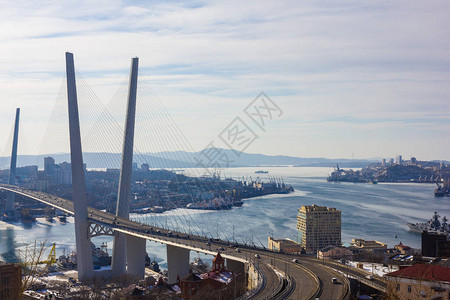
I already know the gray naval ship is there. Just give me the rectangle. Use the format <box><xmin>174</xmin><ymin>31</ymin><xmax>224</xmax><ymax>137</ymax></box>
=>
<box><xmin>407</xmin><ymin>211</ymin><xmax>449</xmax><ymax>234</ymax></box>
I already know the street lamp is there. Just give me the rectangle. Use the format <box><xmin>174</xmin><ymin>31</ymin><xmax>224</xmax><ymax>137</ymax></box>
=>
<box><xmin>269</xmin><ymin>231</ymin><xmax>276</xmax><ymax>267</ymax></box>
<box><xmin>232</xmin><ymin>225</ymin><xmax>235</xmax><ymax>243</ymax></box>
<box><xmin>293</xmin><ymin>233</ymin><xmax>300</xmax><ymax>256</ymax></box>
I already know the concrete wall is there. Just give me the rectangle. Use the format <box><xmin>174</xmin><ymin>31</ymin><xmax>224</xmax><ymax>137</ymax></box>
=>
<box><xmin>246</xmin><ymin>262</ymin><xmax>261</xmax><ymax>291</ymax></box>
<box><xmin>227</xmin><ymin>259</ymin><xmax>246</xmax><ymax>298</ymax></box>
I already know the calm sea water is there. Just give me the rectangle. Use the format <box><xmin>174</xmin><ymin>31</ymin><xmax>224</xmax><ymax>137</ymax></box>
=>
<box><xmin>0</xmin><ymin>166</ymin><xmax>447</xmax><ymax>269</ymax></box>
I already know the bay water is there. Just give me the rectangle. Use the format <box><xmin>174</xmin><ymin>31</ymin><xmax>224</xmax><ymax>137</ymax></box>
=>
<box><xmin>1</xmin><ymin>167</ymin><xmax>447</xmax><ymax>270</ymax></box>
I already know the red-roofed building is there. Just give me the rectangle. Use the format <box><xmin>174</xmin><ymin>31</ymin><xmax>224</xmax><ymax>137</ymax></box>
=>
<box><xmin>385</xmin><ymin>264</ymin><xmax>450</xmax><ymax>299</ymax></box>
<box><xmin>178</xmin><ymin>252</ymin><xmax>237</xmax><ymax>299</ymax></box>
<box><xmin>212</xmin><ymin>252</ymin><xmax>225</xmax><ymax>271</ymax></box>
<box><xmin>394</xmin><ymin>242</ymin><xmax>414</xmax><ymax>255</ymax></box>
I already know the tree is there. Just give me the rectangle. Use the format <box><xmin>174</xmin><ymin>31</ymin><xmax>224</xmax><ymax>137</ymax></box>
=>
<box><xmin>17</xmin><ymin>239</ymin><xmax>49</xmax><ymax>298</ymax></box>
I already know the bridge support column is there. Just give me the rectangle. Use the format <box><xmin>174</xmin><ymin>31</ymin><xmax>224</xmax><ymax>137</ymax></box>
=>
<box><xmin>167</xmin><ymin>245</ymin><xmax>190</xmax><ymax>284</ymax></box>
<box><xmin>65</xmin><ymin>52</ymin><xmax>94</xmax><ymax>282</ymax></box>
<box><xmin>6</xmin><ymin>108</ymin><xmax>20</xmax><ymax>213</ymax></box>
<box><xmin>112</xmin><ymin>57</ymin><xmax>139</xmax><ymax>278</ymax></box>
<box><xmin>111</xmin><ymin>233</ymin><xmax>127</xmax><ymax>277</ymax></box>
<box><xmin>126</xmin><ymin>235</ymin><xmax>146</xmax><ymax>279</ymax></box>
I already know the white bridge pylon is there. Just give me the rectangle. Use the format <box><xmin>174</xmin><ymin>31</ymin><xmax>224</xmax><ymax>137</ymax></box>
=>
<box><xmin>65</xmin><ymin>53</ymin><xmax>145</xmax><ymax>281</ymax></box>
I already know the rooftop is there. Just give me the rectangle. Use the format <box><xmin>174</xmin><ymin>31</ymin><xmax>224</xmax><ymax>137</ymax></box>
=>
<box><xmin>299</xmin><ymin>204</ymin><xmax>339</xmax><ymax>212</ymax></box>
<box><xmin>386</xmin><ymin>264</ymin><xmax>450</xmax><ymax>282</ymax></box>
<box><xmin>350</xmin><ymin>239</ymin><xmax>387</xmax><ymax>248</ymax></box>
<box><xmin>395</xmin><ymin>241</ymin><xmax>411</xmax><ymax>250</ymax></box>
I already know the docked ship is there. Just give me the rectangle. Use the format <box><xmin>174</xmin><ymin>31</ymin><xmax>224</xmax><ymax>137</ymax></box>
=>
<box><xmin>434</xmin><ymin>180</ymin><xmax>450</xmax><ymax>197</ymax></box>
<box><xmin>186</xmin><ymin>198</ymin><xmax>233</xmax><ymax>210</ymax></box>
<box><xmin>44</xmin><ymin>207</ymin><xmax>55</xmax><ymax>222</ymax></box>
<box><xmin>21</xmin><ymin>209</ymin><xmax>36</xmax><ymax>223</ymax></box>
<box><xmin>190</xmin><ymin>257</ymin><xmax>208</xmax><ymax>273</ymax></box>
<box><xmin>149</xmin><ymin>259</ymin><xmax>161</xmax><ymax>273</ymax></box>
<box><xmin>407</xmin><ymin>212</ymin><xmax>449</xmax><ymax>234</ymax></box>
<box><xmin>92</xmin><ymin>242</ymin><xmax>111</xmax><ymax>266</ymax></box>
<box><xmin>61</xmin><ymin>242</ymin><xmax>111</xmax><ymax>268</ymax></box>
<box><xmin>255</xmin><ymin>170</ymin><xmax>269</xmax><ymax>174</ymax></box>
<box><xmin>58</xmin><ymin>214</ymin><xmax>67</xmax><ymax>222</ymax></box>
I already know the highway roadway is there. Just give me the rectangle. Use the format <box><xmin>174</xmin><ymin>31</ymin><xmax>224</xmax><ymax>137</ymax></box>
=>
<box><xmin>1</xmin><ymin>184</ymin><xmax>357</xmax><ymax>299</ymax></box>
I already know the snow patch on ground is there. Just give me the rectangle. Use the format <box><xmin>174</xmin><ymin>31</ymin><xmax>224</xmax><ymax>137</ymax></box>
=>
<box><xmin>347</xmin><ymin>260</ymin><xmax>399</xmax><ymax>277</ymax></box>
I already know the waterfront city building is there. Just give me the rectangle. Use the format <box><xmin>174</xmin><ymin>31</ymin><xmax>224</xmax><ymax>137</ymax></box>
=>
<box><xmin>348</xmin><ymin>239</ymin><xmax>387</xmax><ymax>254</ymax></box>
<box><xmin>44</xmin><ymin>156</ymin><xmax>55</xmax><ymax>173</ymax></box>
<box><xmin>268</xmin><ymin>236</ymin><xmax>302</xmax><ymax>254</ymax></box>
<box><xmin>297</xmin><ymin>205</ymin><xmax>341</xmax><ymax>254</ymax></box>
<box><xmin>422</xmin><ymin>231</ymin><xmax>450</xmax><ymax>257</ymax></box>
<box><xmin>317</xmin><ymin>245</ymin><xmax>353</xmax><ymax>261</ymax></box>
<box><xmin>0</xmin><ymin>262</ymin><xmax>22</xmax><ymax>299</ymax></box>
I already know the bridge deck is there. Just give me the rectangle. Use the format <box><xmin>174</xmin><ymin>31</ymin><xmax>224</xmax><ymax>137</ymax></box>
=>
<box><xmin>1</xmin><ymin>184</ymin><xmax>385</xmax><ymax>298</ymax></box>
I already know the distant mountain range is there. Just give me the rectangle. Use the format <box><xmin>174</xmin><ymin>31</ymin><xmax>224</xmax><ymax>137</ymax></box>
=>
<box><xmin>0</xmin><ymin>149</ymin><xmax>377</xmax><ymax>170</ymax></box>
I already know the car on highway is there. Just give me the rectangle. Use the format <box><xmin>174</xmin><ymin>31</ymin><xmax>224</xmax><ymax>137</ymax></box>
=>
<box><xmin>366</xmin><ymin>275</ymin><xmax>374</xmax><ymax>280</ymax></box>
<box><xmin>235</xmin><ymin>248</ymin><xmax>241</xmax><ymax>253</ymax></box>
<box><xmin>332</xmin><ymin>278</ymin><xmax>338</xmax><ymax>284</ymax></box>
<box><xmin>218</xmin><ymin>247</ymin><xmax>225</xmax><ymax>251</ymax></box>
<box><xmin>292</xmin><ymin>259</ymin><xmax>299</xmax><ymax>263</ymax></box>
<box><xmin>254</xmin><ymin>254</ymin><xmax>260</xmax><ymax>259</ymax></box>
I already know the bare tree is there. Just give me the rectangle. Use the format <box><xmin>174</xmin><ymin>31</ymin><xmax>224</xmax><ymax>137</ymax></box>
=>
<box><xmin>384</xmin><ymin>276</ymin><xmax>401</xmax><ymax>300</ymax></box>
<box><xmin>17</xmin><ymin>239</ymin><xmax>49</xmax><ymax>298</ymax></box>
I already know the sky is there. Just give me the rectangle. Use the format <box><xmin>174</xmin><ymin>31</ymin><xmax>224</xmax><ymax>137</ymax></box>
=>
<box><xmin>1</xmin><ymin>0</ymin><xmax>450</xmax><ymax>160</ymax></box>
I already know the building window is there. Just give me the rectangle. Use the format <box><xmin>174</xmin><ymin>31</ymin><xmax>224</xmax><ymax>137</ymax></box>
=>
<box><xmin>1</xmin><ymin>276</ymin><xmax>9</xmax><ymax>285</ymax></box>
<box><xmin>407</xmin><ymin>285</ymin><xmax>411</xmax><ymax>293</ymax></box>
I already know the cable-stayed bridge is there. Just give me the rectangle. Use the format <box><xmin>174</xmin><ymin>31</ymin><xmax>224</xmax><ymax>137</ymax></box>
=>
<box><xmin>1</xmin><ymin>52</ymin><xmax>385</xmax><ymax>299</ymax></box>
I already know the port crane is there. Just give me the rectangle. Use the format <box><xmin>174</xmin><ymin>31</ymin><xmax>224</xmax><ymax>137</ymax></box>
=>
<box><xmin>18</xmin><ymin>243</ymin><xmax>56</xmax><ymax>267</ymax></box>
